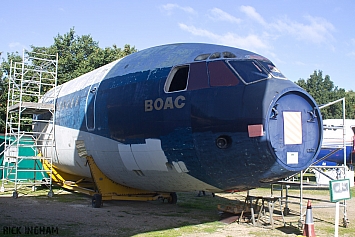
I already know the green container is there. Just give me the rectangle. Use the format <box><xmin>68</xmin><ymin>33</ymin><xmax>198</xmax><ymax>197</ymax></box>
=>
<box><xmin>0</xmin><ymin>135</ymin><xmax>47</xmax><ymax>181</ymax></box>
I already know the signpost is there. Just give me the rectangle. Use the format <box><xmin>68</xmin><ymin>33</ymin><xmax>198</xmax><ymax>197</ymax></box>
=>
<box><xmin>329</xmin><ymin>179</ymin><xmax>351</xmax><ymax>237</ymax></box>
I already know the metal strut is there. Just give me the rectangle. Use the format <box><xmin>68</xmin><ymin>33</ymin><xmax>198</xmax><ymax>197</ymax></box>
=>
<box><xmin>42</xmin><ymin>140</ymin><xmax>176</xmax><ymax>207</ymax></box>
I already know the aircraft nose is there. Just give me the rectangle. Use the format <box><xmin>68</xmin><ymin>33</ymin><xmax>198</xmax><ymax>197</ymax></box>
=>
<box><xmin>266</xmin><ymin>88</ymin><xmax>322</xmax><ymax>171</ymax></box>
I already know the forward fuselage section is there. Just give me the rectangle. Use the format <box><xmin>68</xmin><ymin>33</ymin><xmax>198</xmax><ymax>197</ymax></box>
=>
<box><xmin>38</xmin><ymin>43</ymin><xmax>323</xmax><ymax>192</ymax></box>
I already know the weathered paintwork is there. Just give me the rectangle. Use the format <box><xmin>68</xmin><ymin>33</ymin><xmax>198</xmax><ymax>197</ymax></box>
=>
<box><xmin>38</xmin><ymin>43</ymin><xmax>323</xmax><ymax>192</ymax></box>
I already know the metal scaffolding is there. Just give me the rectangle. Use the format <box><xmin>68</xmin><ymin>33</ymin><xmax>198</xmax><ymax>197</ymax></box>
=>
<box><xmin>1</xmin><ymin>50</ymin><xmax>58</xmax><ymax>197</ymax></box>
<box><xmin>271</xmin><ymin>97</ymin><xmax>350</xmax><ymax>230</ymax></box>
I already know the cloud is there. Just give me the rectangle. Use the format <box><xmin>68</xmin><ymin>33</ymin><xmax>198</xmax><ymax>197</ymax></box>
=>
<box><xmin>167</xmin><ymin>5</ymin><xmax>335</xmax><ymax>54</ymax></box>
<box><xmin>178</xmin><ymin>23</ymin><xmax>268</xmax><ymax>50</ymax></box>
<box><xmin>272</xmin><ymin>15</ymin><xmax>335</xmax><ymax>44</ymax></box>
<box><xmin>295</xmin><ymin>61</ymin><xmax>306</xmax><ymax>66</ymax></box>
<box><xmin>160</xmin><ymin>4</ymin><xmax>196</xmax><ymax>15</ymax></box>
<box><xmin>239</xmin><ymin>6</ymin><xmax>335</xmax><ymax>46</ymax></box>
<box><xmin>9</xmin><ymin>42</ymin><xmax>27</xmax><ymax>50</ymax></box>
<box><xmin>240</xmin><ymin>5</ymin><xmax>266</xmax><ymax>26</ymax></box>
<box><xmin>179</xmin><ymin>23</ymin><xmax>216</xmax><ymax>39</ymax></box>
<box><xmin>208</xmin><ymin>8</ymin><xmax>241</xmax><ymax>24</ymax></box>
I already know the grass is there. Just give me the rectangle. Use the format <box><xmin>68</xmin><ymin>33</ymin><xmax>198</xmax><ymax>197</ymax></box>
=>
<box><xmin>0</xmin><ymin>181</ymin><xmax>89</xmax><ymax>202</ymax></box>
<box><xmin>133</xmin><ymin>221</ymin><xmax>223</xmax><ymax>237</ymax></box>
<box><xmin>1</xmin><ymin>180</ymin><xmax>354</xmax><ymax>236</ymax></box>
<box><xmin>177</xmin><ymin>191</ymin><xmax>243</xmax><ymax>209</ymax></box>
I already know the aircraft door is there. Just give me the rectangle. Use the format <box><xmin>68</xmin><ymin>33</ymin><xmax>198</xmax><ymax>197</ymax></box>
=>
<box><xmin>86</xmin><ymin>82</ymin><xmax>100</xmax><ymax>131</ymax></box>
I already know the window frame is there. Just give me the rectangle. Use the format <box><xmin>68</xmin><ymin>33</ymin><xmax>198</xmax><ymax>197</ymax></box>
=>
<box><xmin>207</xmin><ymin>60</ymin><xmax>240</xmax><ymax>87</ymax></box>
<box><xmin>226</xmin><ymin>59</ymin><xmax>271</xmax><ymax>85</ymax></box>
<box><xmin>164</xmin><ymin>64</ymin><xmax>190</xmax><ymax>93</ymax></box>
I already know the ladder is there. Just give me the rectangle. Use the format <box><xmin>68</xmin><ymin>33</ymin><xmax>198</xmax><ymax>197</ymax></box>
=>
<box><xmin>1</xmin><ymin>50</ymin><xmax>58</xmax><ymax>197</ymax></box>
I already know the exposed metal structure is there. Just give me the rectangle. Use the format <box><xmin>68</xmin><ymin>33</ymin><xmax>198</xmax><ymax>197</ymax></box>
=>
<box><xmin>272</xmin><ymin>98</ymin><xmax>350</xmax><ymax>229</ymax></box>
<box><xmin>0</xmin><ymin>50</ymin><xmax>58</xmax><ymax>197</ymax></box>
<box><xmin>310</xmin><ymin>98</ymin><xmax>348</xmax><ymax>227</ymax></box>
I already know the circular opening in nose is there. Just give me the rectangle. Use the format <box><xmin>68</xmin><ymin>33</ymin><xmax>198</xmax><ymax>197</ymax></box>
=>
<box><xmin>266</xmin><ymin>89</ymin><xmax>322</xmax><ymax>171</ymax></box>
<box><xmin>216</xmin><ymin>135</ymin><xmax>232</xmax><ymax>149</ymax></box>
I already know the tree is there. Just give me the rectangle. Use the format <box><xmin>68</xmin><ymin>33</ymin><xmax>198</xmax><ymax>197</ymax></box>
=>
<box><xmin>31</xmin><ymin>27</ymin><xmax>137</xmax><ymax>85</ymax></box>
<box><xmin>0</xmin><ymin>52</ymin><xmax>23</xmax><ymax>131</ymax></box>
<box><xmin>295</xmin><ymin>70</ymin><xmax>355</xmax><ymax>119</ymax></box>
<box><xmin>0</xmin><ymin>28</ymin><xmax>137</xmax><ymax>132</ymax></box>
<box><xmin>346</xmin><ymin>90</ymin><xmax>355</xmax><ymax>119</ymax></box>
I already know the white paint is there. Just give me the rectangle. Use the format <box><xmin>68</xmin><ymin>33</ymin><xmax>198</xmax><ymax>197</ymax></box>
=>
<box><xmin>283</xmin><ymin>111</ymin><xmax>302</xmax><ymax>145</ymax></box>
<box><xmin>314</xmin><ymin>169</ymin><xmax>354</xmax><ymax>187</ymax></box>
<box><xmin>286</xmin><ymin>152</ymin><xmax>298</xmax><ymax>164</ymax></box>
<box><xmin>335</xmin><ymin>201</ymin><xmax>339</xmax><ymax>237</ymax></box>
<box><xmin>322</xmin><ymin>119</ymin><xmax>355</xmax><ymax>148</ymax></box>
<box><xmin>56</xmin><ymin>59</ymin><xmax>120</xmax><ymax>98</ymax></box>
<box><xmin>177</xmin><ymin>161</ymin><xmax>189</xmax><ymax>172</ymax></box>
<box><xmin>118</xmin><ymin>143</ymin><xmax>140</xmax><ymax>170</ymax></box>
<box><xmin>119</xmin><ymin>139</ymin><xmax>168</xmax><ymax>171</ymax></box>
<box><xmin>172</xmin><ymin>161</ymin><xmax>189</xmax><ymax>173</ymax></box>
<box><xmin>172</xmin><ymin>161</ymin><xmax>182</xmax><ymax>173</ymax></box>
<box><xmin>50</xmin><ymin>125</ymin><xmax>221</xmax><ymax>192</ymax></box>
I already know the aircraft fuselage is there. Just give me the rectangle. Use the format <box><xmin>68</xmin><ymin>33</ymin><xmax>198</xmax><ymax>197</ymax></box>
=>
<box><xmin>38</xmin><ymin>43</ymin><xmax>323</xmax><ymax>192</ymax></box>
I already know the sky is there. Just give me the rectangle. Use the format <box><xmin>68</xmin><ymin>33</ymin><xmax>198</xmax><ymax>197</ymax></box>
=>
<box><xmin>1</xmin><ymin>0</ymin><xmax>354</xmax><ymax>91</ymax></box>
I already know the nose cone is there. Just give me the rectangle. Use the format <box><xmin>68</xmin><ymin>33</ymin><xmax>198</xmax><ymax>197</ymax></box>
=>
<box><xmin>266</xmin><ymin>87</ymin><xmax>322</xmax><ymax>171</ymax></box>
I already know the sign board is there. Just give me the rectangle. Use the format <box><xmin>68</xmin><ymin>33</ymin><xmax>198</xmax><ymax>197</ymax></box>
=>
<box><xmin>329</xmin><ymin>179</ymin><xmax>351</xmax><ymax>202</ymax></box>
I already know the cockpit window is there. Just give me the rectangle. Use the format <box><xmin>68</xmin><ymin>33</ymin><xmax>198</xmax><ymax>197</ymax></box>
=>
<box><xmin>258</xmin><ymin>61</ymin><xmax>286</xmax><ymax>79</ymax></box>
<box><xmin>208</xmin><ymin>61</ymin><xmax>240</xmax><ymax>87</ymax></box>
<box><xmin>165</xmin><ymin>65</ymin><xmax>189</xmax><ymax>92</ymax></box>
<box><xmin>187</xmin><ymin>62</ymin><xmax>209</xmax><ymax>90</ymax></box>
<box><xmin>209</xmin><ymin>52</ymin><xmax>221</xmax><ymax>59</ymax></box>
<box><xmin>222</xmin><ymin>51</ymin><xmax>236</xmax><ymax>58</ymax></box>
<box><xmin>194</xmin><ymin>53</ymin><xmax>211</xmax><ymax>61</ymax></box>
<box><xmin>227</xmin><ymin>60</ymin><xmax>269</xmax><ymax>83</ymax></box>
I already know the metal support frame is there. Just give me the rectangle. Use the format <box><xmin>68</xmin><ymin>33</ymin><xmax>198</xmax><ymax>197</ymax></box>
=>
<box><xmin>319</xmin><ymin>98</ymin><xmax>347</xmax><ymax>165</ymax></box>
<box><xmin>316</xmin><ymin>97</ymin><xmax>348</xmax><ymax>227</ymax></box>
<box><xmin>40</xmin><ymin>140</ymin><xmax>175</xmax><ymax>207</ymax></box>
<box><xmin>1</xmin><ymin>50</ymin><xmax>58</xmax><ymax>197</ymax></box>
<box><xmin>272</xmin><ymin>97</ymin><xmax>349</xmax><ymax>229</ymax></box>
<box><xmin>241</xmin><ymin>195</ymin><xmax>285</xmax><ymax>229</ymax></box>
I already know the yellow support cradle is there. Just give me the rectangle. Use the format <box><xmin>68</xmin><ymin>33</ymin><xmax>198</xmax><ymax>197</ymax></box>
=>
<box><xmin>42</xmin><ymin>153</ymin><xmax>176</xmax><ymax>207</ymax></box>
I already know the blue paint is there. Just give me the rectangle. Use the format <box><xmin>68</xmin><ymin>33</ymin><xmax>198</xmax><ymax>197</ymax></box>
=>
<box><xmin>41</xmin><ymin>43</ymin><xmax>323</xmax><ymax>191</ymax></box>
<box><xmin>315</xmin><ymin>146</ymin><xmax>354</xmax><ymax>165</ymax></box>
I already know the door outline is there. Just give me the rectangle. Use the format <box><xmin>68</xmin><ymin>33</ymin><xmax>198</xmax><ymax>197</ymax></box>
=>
<box><xmin>85</xmin><ymin>82</ymin><xmax>101</xmax><ymax>131</ymax></box>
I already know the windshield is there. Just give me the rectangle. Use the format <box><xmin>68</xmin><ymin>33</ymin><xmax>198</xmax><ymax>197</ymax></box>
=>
<box><xmin>227</xmin><ymin>60</ymin><xmax>286</xmax><ymax>83</ymax></box>
<box><xmin>258</xmin><ymin>61</ymin><xmax>286</xmax><ymax>79</ymax></box>
<box><xmin>227</xmin><ymin>60</ymin><xmax>269</xmax><ymax>83</ymax></box>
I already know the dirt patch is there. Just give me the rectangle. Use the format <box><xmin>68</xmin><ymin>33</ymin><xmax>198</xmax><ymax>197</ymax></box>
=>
<box><xmin>0</xmin><ymin>186</ymin><xmax>354</xmax><ymax>237</ymax></box>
